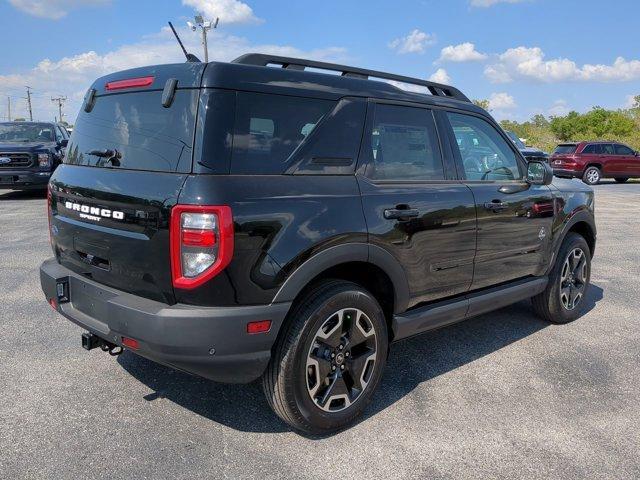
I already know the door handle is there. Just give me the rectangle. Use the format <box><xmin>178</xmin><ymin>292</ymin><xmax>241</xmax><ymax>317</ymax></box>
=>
<box><xmin>384</xmin><ymin>208</ymin><xmax>420</xmax><ymax>220</ymax></box>
<box><xmin>484</xmin><ymin>201</ymin><xmax>508</xmax><ymax>211</ymax></box>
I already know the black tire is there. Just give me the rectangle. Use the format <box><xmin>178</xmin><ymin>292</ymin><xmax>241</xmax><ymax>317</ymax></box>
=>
<box><xmin>582</xmin><ymin>166</ymin><xmax>601</xmax><ymax>185</ymax></box>
<box><xmin>615</xmin><ymin>178</ymin><xmax>629</xmax><ymax>183</ymax></box>
<box><xmin>263</xmin><ymin>279</ymin><xmax>388</xmax><ymax>435</ymax></box>
<box><xmin>532</xmin><ymin>233</ymin><xmax>591</xmax><ymax>324</ymax></box>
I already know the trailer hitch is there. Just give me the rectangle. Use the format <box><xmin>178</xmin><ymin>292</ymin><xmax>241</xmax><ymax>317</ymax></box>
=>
<box><xmin>81</xmin><ymin>332</ymin><xmax>123</xmax><ymax>356</ymax></box>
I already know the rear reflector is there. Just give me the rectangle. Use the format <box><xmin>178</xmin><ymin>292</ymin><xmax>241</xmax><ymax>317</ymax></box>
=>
<box><xmin>121</xmin><ymin>337</ymin><xmax>139</xmax><ymax>350</ymax></box>
<box><xmin>105</xmin><ymin>76</ymin><xmax>154</xmax><ymax>91</ymax></box>
<box><xmin>48</xmin><ymin>298</ymin><xmax>57</xmax><ymax>310</ymax></box>
<box><xmin>247</xmin><ymin>320</ymin><xmax>272</xmax><ymax>334</ymax></box>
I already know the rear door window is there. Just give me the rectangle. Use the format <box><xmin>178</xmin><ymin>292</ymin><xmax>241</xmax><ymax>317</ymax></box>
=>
<box><xmin>65</xmin><ymin>89</ymin><xmax>199</xmax><ymax>172</ymax></box>
<box><xmin>582</xmin><ymin>144</ymin><xmax>601</xmax><ymax>154</ymax></box>
<box><xmin>366</xmin><ymin>104</ymin><xmax>444</xmax><ymax>181</ymax></box>
<box><xmin>601</xmin><ymin>144</ymin><xmax>615</xmax><ymax>155</ymax></box>
<box><xmin>231</xmin><ymin>92</ymin><xmax>335</xmax><ymax>174</ymax></box>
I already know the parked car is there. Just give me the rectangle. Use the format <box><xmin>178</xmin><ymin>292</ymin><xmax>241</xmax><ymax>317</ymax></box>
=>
<box><xmin>0</xmin><ymin>121</ymin><xmax>69</xmax><ymax>191</ymax></box>
<box><xmin>40</xmin><ymin>54</ymin><xmax>596</xmax><ymax>434</ymax></box>
<box><xmin>551</xmin><ymin>141</ymin><xmax>640</xmax><ymax>185</ymax></box>
<box><xmin>506</xmin><ymin>130</ymin><xmax>549</xmax><ymax>162</ymax></box>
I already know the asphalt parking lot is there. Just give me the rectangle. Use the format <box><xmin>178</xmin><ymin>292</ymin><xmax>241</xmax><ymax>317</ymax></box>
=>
<box><xmin>1</xmin><ymin>180</ymin><xmax>639</xmax><ymax>479</ymax></box>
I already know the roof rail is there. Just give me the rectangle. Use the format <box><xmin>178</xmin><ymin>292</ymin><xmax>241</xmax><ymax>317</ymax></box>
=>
<box><xmin>232</xmin><ymin>53</ymin><xmax>471</xmax><ymax>103</ymax></box>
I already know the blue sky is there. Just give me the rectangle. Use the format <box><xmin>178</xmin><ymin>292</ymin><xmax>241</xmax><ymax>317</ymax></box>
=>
<box><xmin>1</xmin><ymin>0</ymin><xmax>639</xmax><ymax>123</ymax></box>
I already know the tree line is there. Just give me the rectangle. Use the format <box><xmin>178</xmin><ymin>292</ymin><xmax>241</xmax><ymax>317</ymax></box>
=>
<box><xmin>474</xmin><ymin>96</ymin><xmax>640</xmax><ymax>153</ymax></box>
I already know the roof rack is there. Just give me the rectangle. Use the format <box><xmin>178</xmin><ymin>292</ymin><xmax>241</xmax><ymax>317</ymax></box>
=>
<box><xmin>232</xmin><ymin>53</ymin><xmax>471</xmax><ymax>103</ymax></box>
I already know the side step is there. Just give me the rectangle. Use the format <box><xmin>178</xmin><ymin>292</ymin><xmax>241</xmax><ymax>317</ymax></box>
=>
<box><xmin>392</xmin><ymin>276</ymin><xmax>548</xmax><ymax>342</ymax></box>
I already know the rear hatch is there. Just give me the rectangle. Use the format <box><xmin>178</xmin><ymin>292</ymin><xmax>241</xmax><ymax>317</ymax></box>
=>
<box><xmin>49</xmin><ymin>64</ymin><xmax>205</xmax><ymax>304</ymax></box>
<box><xmin>552</xmin><ymin>144</ymin><xmax>578</xmax><ymax>163</ymax></box>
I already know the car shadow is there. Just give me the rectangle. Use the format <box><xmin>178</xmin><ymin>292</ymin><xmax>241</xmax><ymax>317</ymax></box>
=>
<box><xmin>0</xmin><ymin>189</ymin><xmax>47</xmax><ymax>200</ymax></box>
<box><xmin>117</xmin><ymin>284</ymin><xmax>604</xmax><ymax>437</ymax></box>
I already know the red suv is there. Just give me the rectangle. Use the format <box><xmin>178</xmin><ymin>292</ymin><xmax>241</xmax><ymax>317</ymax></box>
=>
<box><xmin>551</xmin><ymin>141</ymin><xmax>640</xmax><ymax>185</ymax></box>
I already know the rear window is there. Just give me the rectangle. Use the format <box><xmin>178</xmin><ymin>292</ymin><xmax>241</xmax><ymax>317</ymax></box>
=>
<box><xmin>553</xmin><ymin>144</ymin><xmax>577</xmax><ymax>155</ymax></box>
<box><xmin>65</xmin><ymin>90</ymin><xmax>198</xmax><ymax>172</ymax></box>
<box><xmin>231</xmin><ymin>92</ymin><xmax>335</xmax><ymax>174</ymax></box>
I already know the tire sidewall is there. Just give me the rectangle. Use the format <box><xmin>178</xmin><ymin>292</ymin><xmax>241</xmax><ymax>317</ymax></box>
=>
<box><xmin>547</xmin><ymin>234</ymin><xmax>591</xmax><ymax>323</ymax></box>
<box><xmin>289</xmin><ymin>287</ymin><xmax>388</xmax><ymax>432</ymax></box>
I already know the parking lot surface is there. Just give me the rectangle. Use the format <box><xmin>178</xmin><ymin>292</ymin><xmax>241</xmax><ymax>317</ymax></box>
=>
<box><xmin>1</xmin><ymin>180</ymin><xmax>639</xmax><ymax>479</ymax></box>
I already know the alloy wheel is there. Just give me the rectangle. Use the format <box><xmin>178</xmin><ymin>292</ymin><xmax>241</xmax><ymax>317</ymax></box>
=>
<box><xmin>559</xmin><ymin>248</ymin><xmax>588</xmax><ymax>310</ymax></box>
<box><xmin>305</xmin><ymin>308</ymin><xmax>377</xmax><ymax>413</ymax></box>
<box><xmin>586</xmin><ymin>168</ymin><xmax>600</xmax><ymax>184</ymax></box>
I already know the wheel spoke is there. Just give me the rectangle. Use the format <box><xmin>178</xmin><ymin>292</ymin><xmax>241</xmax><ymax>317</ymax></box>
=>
<box><xmin>318</xmin><ymin>374</ymin><xmax>351</xmax><ymax>409</ymax></box>
<box><xmin>316</xmin><ymin>311</ymin><xmax>343</xmax><ymax>348</ymax></box>
<box><xmin>347</xmin><ymin>350</ymin><xmax>375</xmax><ymax>392</ymax></box>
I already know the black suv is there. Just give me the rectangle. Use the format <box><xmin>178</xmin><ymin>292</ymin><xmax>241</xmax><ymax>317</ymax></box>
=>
<box><xmin>0</xmin><ymin>121</ymin><xmax>68</xmax><ymax>191</ymax></box>
<box><xmin>40</xmin><ymin>54</ymin><xmax>596</xmax><ymax>434</ymax></box>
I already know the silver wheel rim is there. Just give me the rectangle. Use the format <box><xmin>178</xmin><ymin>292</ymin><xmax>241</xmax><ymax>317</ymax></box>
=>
<box><xmin>586</xmin><ymin>169</ymin><xmax>599</xmax><ymax>183</ymax></box>
<box><xmin>305</xmin><ymin>308</ymin><xmax>377</xmax><ymax>413</ymax></box>
<box><xmin>560</xmin><ymin>248</ymin><xmax>588</xmax><ymax>310</ymax></box>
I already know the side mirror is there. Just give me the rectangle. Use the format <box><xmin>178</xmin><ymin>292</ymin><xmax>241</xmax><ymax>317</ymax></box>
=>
<box><xmin>58</xmin><ymin>139</ymin><xmax>69</xmax><ymax>148</ymax></box>
<box><xmin>527</xmin><ymin>160</ymin><xmax>553</xmax><ymax>186</ymax></box>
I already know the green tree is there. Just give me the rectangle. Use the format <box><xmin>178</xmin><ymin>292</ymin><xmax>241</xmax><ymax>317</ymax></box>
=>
<box><xmin>472</xmin><ymin>99</ymin><xmax>491</xmax><ymax>111</ymax></box>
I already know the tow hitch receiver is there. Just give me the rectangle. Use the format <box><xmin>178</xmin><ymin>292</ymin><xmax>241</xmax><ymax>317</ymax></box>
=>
<box><xmin>81</xmin><ymin>332</ymin><xmax>123</xmax><ymax>356</ymax></box>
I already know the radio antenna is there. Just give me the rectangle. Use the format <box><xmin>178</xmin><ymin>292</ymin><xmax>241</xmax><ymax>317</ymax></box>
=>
<box><xmin>168</xmin><ymin>21</ymin><xmax>201</xmax><ymax>63</ymax></box>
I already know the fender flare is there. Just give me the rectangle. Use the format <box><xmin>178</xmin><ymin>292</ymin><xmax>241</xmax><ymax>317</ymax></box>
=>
<box><xmin>272</xmin><ymin>243</ymin><xmax>410</xmax><ymax>314</ymax></box>
<box><xmin>547</xmin><ymin>208</ymin><xmax>596</xmax><ymax>274</ymax></box>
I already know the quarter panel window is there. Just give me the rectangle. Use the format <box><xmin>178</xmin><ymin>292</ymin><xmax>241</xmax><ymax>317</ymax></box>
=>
<box><xmin>447</xmin><ymin>112</ymin><xmax>522</xmax><ymax>181</ymax></box>
<box><xmin>232</xmin><ymin>92</ymin><xmax>335</xmax><ymax>174</ymax></box>
<box><xmin>367</xmin><ymin>104</ymin><xmax>444</xmax><ymax>181</ymax></box>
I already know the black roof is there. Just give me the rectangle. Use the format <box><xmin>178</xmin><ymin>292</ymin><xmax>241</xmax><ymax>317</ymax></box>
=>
<box><xmin>92</xmin><ymin>54</ymin><xmax>483</xmax><ymax>115</ymax></box>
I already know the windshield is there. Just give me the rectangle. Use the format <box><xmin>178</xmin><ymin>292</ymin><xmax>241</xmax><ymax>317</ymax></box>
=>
<box><xmin>553</xmin><ymin>144</ymin><xmax>578</xmax><ymax>154</ymax></box>
<box><xmin>506</xmin><ymin>131</ymin><xmax>526</xmax><ymax>150</ymax></box>
<box><xmin>0</xmin><ymin>123</ymin><xmax>55</xmax><ymax>143</ymax></box>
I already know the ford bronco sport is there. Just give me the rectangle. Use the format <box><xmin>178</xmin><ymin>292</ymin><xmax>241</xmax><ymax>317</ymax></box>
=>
<box><xmin>40</xmin><ymin>54</ymin><xmax>596</xmax><ymax>434</ymax></box>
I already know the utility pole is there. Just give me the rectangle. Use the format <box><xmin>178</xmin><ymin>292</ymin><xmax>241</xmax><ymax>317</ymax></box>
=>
<box><xmin>188</xmin><ymin>15</ymin><xmax>219</xmax><ymax>63</ymax></box>
<box><xmin>51</xmin><ymin>96</ymin><xmax>67</xmax><ymax>123</ymax></box>
<box><xmin>25</xmin><ymin>86</ymin><xmax>33</xmax><ymax>121</ymax></box>
<box><xmin>7</xmin><ymin>97</ymin><xmax>10</xmax><ymax>122</ymax></box>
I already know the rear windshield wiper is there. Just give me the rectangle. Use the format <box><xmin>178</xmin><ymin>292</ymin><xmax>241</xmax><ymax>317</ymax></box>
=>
<box><xmin>85</xmin><ymin>149</ymin><xmax>121</xmax><ymax>167</ymax></box>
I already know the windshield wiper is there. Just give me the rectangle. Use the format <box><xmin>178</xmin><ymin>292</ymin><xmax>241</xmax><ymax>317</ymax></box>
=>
<box><xmin>85</xmin><ymin>148</ymin><xmax>121</xmax><ymax>167</ymax></box>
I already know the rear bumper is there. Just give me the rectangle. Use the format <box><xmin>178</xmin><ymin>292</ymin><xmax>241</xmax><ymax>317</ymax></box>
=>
<box><xmin>552</xmin><ymin>167</ymin><xmax>580</xmax><ymax>178</ymax></box>
<box><xmin>0</xmin><ymin>170</ymin><xmax>51</xmax><ymax>190</ymax></box>
<box><xmin>40</xmin><ymin>258</ymin><xmax>291</xmax><ymax>383</ymax></box>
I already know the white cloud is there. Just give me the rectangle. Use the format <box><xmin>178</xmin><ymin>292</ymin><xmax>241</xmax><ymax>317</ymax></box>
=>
<box><xmin>429</xmin><ymin>68</ymin><xmax>451</xmax><ymax>84</ymax></box>
<box><xmin>548</xmin><ymin>99</ymin><xmax>570</xmax><ymax>117</ymax></box>
<box><xmin>470</xmin><ymin>0</ymin><xmax>529</xmax><ymax>7</ymax></box>
<box><xmin>0</xmin><ymin>27</ymin><xmax>346</xmax><ymax>122</ymax></box>
<box><xmin>182</xmin><ymin>0</ymin><xmax>261</xmax><ymax>25</ymax></box>
<box><xmin>8</xmin><ymin>0</ymin><xmax>110</xmax><ymax>20</ymax></box>
<box><xmin>438</xmin><ymin>43</ymin><xmax>487</xmax><ymax>63</ymax></box>
<box><xmin>389</xmin><ymin>29</ymin><xmax>437</xmax><ymax>54</ymax></box>
<box><xmin>485</xmin><ymin>46</ymin><xmax>640</xmax><ymax>83</ymax></box>
<box><xmin>488</xmin><ymin>92</ymin><xmax>516</xmax><ymax>110</ymax></box>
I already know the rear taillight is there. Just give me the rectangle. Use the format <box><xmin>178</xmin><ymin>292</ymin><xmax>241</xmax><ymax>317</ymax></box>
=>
<box><xmin>170</xmin><ymin>205</ymin><xmax>234</xmax><ymax>289</ymax></box>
